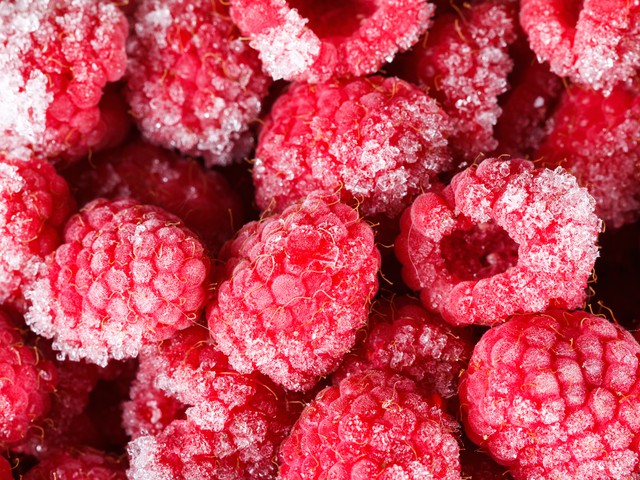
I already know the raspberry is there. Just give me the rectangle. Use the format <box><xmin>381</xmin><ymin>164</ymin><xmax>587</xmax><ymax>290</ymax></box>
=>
<box><xmin>340</xmin><ymin>296</ymin><xmax>472</xmax><ymax>400</ymax></box>
<box><xmin>125</xmin><ymin>326</ymin><xmax>293</xmax><ymax>480</ymax></box>
<box><xmin>126</xmin><ymin>0</ymin><xmax>271</xmax><ymax>166</ymax></box>
<box><xmin>396</xmin><ymin>158</ymin><xmax>602</xmax><ymax>326</ymax></box>
<box><xmin>0</xmin><ymin>457</ymin><xmax>10</xmax><ymax>480</ymax></box>
<box><xmin>460</xmin><ymin>310</ymin><xmax>640</xmax><ymax>479</ymax></box>
<box><xmin>63</xmin><ymin>138</ymin><xmax>244</xmax><ymax>254</ymax></box>
<box><xmin>536</xmin><ymin>82</ymin><xmax>640</xmax><ymax>229</ymax></box>
<box><xmin>0</xmin><ymin>156</ymin><xmax>75</xmax><ymax>310</ymax></box>
<box><xmin>253</xmin><ymin>76</ymin><xmax>452</xmax><ymax>218</ymax></box>
<box><xmin>23</xmin><ymin>447</ymin><xmax>126</xmax><ymax>480</ymax></box>
<box><xmin>0</xmin><ymin>310</ymin><xmax>56</xmax><ymax>449</ymax></box>
<box><xmin>229</xmin><ymin>0</ymin><xmax>434</xmax><ymax>83</ymax></box>
<box><xmin>0</xmin><ymin>0</ymin><xmax>129</xmax><ymax>162</ymax></box>
<box><xmin>279</xmin><ymin>369</ymin><xmax>462</xmax><ymax>479</ymax></box>
<box><xmin>494</xmin><ymin>50</ymin><xmax>563</xmax><ymax>158</ymax></box>
<box><xmin>394</xmin><ymin>0</ymin><xmax>517</xmax><ymax>162</ymax></box>
<box><xmin>24</xmin><ymin>198</ymin><xmax>210</xmax><ymax>366</ymax></box>
<box><xmin>207</xmin><ymin>193</ymin><xmax>380</xmax><ymax>391</ymax></box>
<box><xmin>519</xmin><ymin>0</ymin><xmax>640</xmax><ymax>93</ymax></box>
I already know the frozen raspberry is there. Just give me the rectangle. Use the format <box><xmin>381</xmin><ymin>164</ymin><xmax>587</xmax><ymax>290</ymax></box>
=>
<box><xmin>126</xmin><ymin>326</ymin><xmax>293</xmax><ymax>480</ymax></box>
<box><xmin>396</xmin><ymin>158</ymin><xmax>601</xmax><ymax>326</ymax></box>
<box><xmin>23</xmin><ymin>447</ymin><xmax>126</xmax><ymax>480</ymax></box>
<box><xmin>0</xmin><ymin>310</ymin><xmax>56</xmax><ymax>449</ymax></box>
<box><xmin>337</xmin><ymin>296</ymin><xmax>472</xmax><ymax>400</ymax></box>
<box><xmin>394</xmin><ymin>0</ymin><xmax>517</xmax><ymax>162</ymax></box>
<box><xmin>229</xmin><ymin>0</ymin><xmax>434</xmax><ymax>83</ymax></box>
<box><xmin>460</xmin><ymin>310</ymin><xmax>640</xmax><ymax>479</ymax></box>
<box><xmin>494</xmin><ymin>50</ymin><xmax>563</xmax><ymax>158</ymax></box>
<box><xmin>0</xmin><ymin>156</ymin><xmax>75</xmax><ymax>310</ymax></box>
<box><xmin>24</xmin><ymin>198</ymin><xmax>210</xmax><ymax>366</ymax></box>
<box><xmin>536</xmin><ymin>82</ymin><xmax>640</xmax><ymax>229</ymax></box>
<box><xmin>0</xmin><ymin>457</ymin><xmax>10</xmax><ymax>480</ymax></box>
<box><xmin>0</xmin><ymin>0</ymin><xmax>129</xmax><ymax>162</ymax></box>
<box><xmin>279</xmin><ymin>369</ymin><xmax>462</xmax><ymax>479</ymax></box>
<box><xmin>208</xmin><ymin>193</ymin><xmax>380</xmax><ymax>391</ymax></box>
<box><xmin>63</xmin><ymin>138</ymin><xmax>244</xmax><ymax>254</ymax></box>
<box><xmin>520</xmin><ymin>0</ymin><xmax>640</xmax><ymax>93</ymax></box>
<box><xmin>253</xmin><ymin>76</ymin><xmax>452</xmax><ymax>218</ymax></box>
<box><xmin>126</xmin><ymin>0</ymin><xmax>271</xmax><ymax>166</ymax></box>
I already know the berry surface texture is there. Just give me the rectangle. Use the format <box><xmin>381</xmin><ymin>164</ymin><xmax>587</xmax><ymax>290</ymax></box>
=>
<box><xmin>0</xmin><ymin>0</ymin><xmax>639</xmax><ymax>479</ymax></box>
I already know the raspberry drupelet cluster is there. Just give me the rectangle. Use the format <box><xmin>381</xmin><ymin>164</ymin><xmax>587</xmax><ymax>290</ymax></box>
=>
<box><xmin>0</xmin><ymin>0</ymin><xmax>639</xmax><ymax>478</ymax></box>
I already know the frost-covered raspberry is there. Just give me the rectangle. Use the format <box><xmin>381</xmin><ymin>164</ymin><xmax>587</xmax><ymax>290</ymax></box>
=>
<box><xmin>279</xmin><ymin>369</ymin><xmax>462</xmax><ymax>479</ymax></box>
<box><xmin>229</xmin><ymin>0</ymin><xmax>434</xmax><ymax>83</ymax></box>
<box><xmin>0</xmin><ymin>0</ymin><xmax>129</xmax><ymax>162</ymax></box>
<box><xmin>494</xmin><ymin>51</ymin><xmax>563</xmax><ymax>158</ymax></box>
<box><xmin>0</xmin><ymin>310</ymin><xmax>56</xmax><ymax>449</ymax></box>
<box><xmin>25</xmin><ymin>198</ymin><xmax>210</xmax><ymax>366</ymax></box>
<box><xmin>23</xmin><ymin>447</ymin><xmax>126</xmax><ymax>480</ymax></box>
<box><xmin>207</xmin><ymin>193</ymin><xmax>380</xmax><ymax>391</ymax></box>
<box><xmin>63</xmin><ymin>138</ymin><xmax>244</xmax><ymax>254</ymax></box>
<box><xmin>253</xmin><ymin>76</ymin><xmax>452</xmax><ymax>218</ymax></box>
<box><xmin>0</xmin><ymin>156</ymin><xmax>75</xmax><ymax>310</ymax></box>
<box><xmin>395</xmin><ymin>0</ymin><xmax>517</xmax><ymax>162</ymax></box>
<box><xmin>126</xmin><ymin>0</ymin><xmax>271</xmax><ymax>166</ymax></box>
<box><xmin>520</xmin><ymin>0</ymin><xmax>640</xmax><ymax>93</ymax></box>
<box><xmin>536</xmin><ymin>82</ymin><xmax>640</xmax><ymax>229</ymax></box>
<box><xmin>460</xmin><ymin>310</ymin><xmax>640</xmax><ymax>479</ymax></box>
<box><xmin>126</xmin><ymin>326</ymin><xmax>293</xmax><ymax>480</ymax></box>
<box><xmin>340</xmin><ymin>296</ymin><xmax>472</xmax><ymax>400</ymax></box>
<box><xmin>396</xmin><ymin>158</ymin><xmax>601</xmax><ymax>326</ymax></box>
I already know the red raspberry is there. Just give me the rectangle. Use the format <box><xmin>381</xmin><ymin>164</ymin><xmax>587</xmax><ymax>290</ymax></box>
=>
<box><xmin>0</xmin><ymin>310</ymin><xmax>56</xmax><ymax>449</ymax></box>
<box><xmin>229</xmin><ymin>0</ymin><xmax>434</xmax><ymax>83</ymax></box>
<box><xmin>536</xmin><ymin>82</ymin><xmax>640</xmax><ymax>229</ymax></box>
<box><xmin>253</xmin><ymin>76</ymin><xmax>452</xmax><ymax>218</ymax></box>
<box><xmin>126</xmin><ymin>0</ymin><xmax>271</xmax><ymax>166</ymax></box>
<box><xmin>125</xmin><ymin>326</ymin><xmax>293</xmax><ymax>480</ymax></box>
<box><xmin>494</xmin><ymin>51</ymin><xmax>563</xmax><ymax>158</ymax></box>
<box><xmin>0</xmin><ymin>156</ymin><xmax>75</xmax><ymax>310</ymax></box>
<box><xmin>460</xmin><ymin>310</ymin><xmax>640</xmax><ymax>479</ymax></box>
<box><xmin>396</xmin><ymin>158</ymin><xmax>601</xmax><ymax>326</ymax></box>
<box><xmin>395</xmin><ymin>0</ymin><xmax>517</xmax><ymax>162</ymax></box>
<box><xmin>63</xmin><ymin>138</ymin><xmax>244</xmax><ymax>254</ymax></box>
<box><xmin>0</xmin><ymin>0</ymin><xmax>129</xmax><ymax>162</ymax></box>
<box><xmin>519</xmin><ymin>0</ymin><xmax>640</xmax><ymax>93</ymax></box>
<box><xmin>279</xmin><ymin>369</ymin><xmax>462</xmax><ymax>479</ymax></box>
<box><xmin>24</xmin><ymin>198</ymin><xmax>210</xmax><ymax>366</ymax></box>
<box><xmin>23</xmin><ymin>447</ymin><xmax>126</xmax><ymax>480</ymax></box>
<box><xmin>207</xmin><ymin>193</ymin><xmax>380</xmax><ymax>391</ymax></box>
<box><xmin>0</xmin><ymin>457</ymin><xmax>10</xmax><ymax>480</ymax></box>
<box><xmin>337</xmin><ymin>296</ymin><xmax>472</xmax><ymax>400</ymax></box>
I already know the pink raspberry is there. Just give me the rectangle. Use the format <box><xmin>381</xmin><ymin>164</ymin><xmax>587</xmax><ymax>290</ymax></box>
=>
<box><xmin>520</xmin><ymin>0</ymin><xmax>640</xmax><ymax>93</ymax></box>
<box><xmin>0</xmin><ymin>310</ymin><xmax>56</xmax><ymax>449</ymax></box>
<box><xmin>63</xmin><ymin>138</ymin><xmax>244</xmax><ymax>254</ymax></box>
<box><xmin>23</xmin><ymin>447</ymin><xmax>126</xmax><ymax>480</ymax></box>
<box><xmin>396</xmin><ymin>158</ymin><xmax>601</xmax><ymax>326</ymax></box>
<box><xmin>126</xmin><ymin>0</ymin><xmax>271</xmax><ymax>166</ymax></box>
<box><xmin>229</xmin><ymin>0</ymin><xmax>434</xmax><ymax>83</ymax></box>
<box><xmin>395</xmin><ymin>0</ymin><xmax>517</xmax><ymax>162</ymax></box>
<box><xmin>253</xmin><ymin>76</ymin><xmax>452</xmax><ymax>218</ymax></box>
<box><xmin>460</xmin><ymin>310</ymin><xmax>640</xmax><ymax>479</ymax></box>
<box><xmin>125</xmin><ymin>326</ymin><xmax>293</xmax><ymax>480</ymax></box>
<box><xmin>279</xmin><ymin>369</ymin><xmax>462</xmax><ymax>479</ymax></box>
<box><xmin>0</xmin><ymin>0</ymin><xmax>129</xmax><ymax>162</ymax></box>
<box><xmin>24</xmin><ymin>198</ymin><xmax>210</xmax><ymax>366</ymax></box>
<box><xmin>536</xmin><ymin>82</ymin><xmax>640</xmax><ymax>229</ymax></box>
<box><xmin>339</xmin><ymin>296</ymin><xmax>472</xmax><ymax>400</ymax></box>
<box><xmin>207</xmin><ymin>193</ymin><xmax>380</xmax><ymax>391</ymax></box>
<box><xmin>0</xmin><ymin>156</ymin><xmax>75</xmax><ymax>310</ymax></box>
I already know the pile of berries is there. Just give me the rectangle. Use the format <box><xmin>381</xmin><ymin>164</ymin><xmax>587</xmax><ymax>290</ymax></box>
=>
<box><xmin>0</xmin><ymin>0</ymin><xmax>639</xmax><ymax>478</ymax></box>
